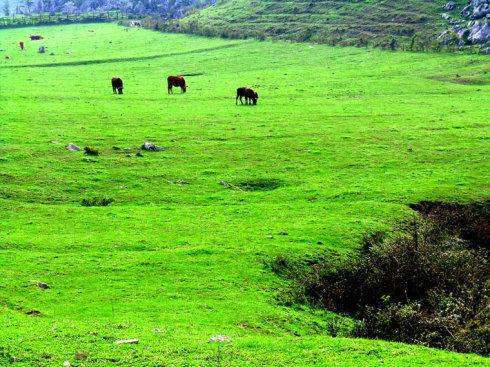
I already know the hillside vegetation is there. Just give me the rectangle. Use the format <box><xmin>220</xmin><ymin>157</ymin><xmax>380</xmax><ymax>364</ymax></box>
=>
<box><xmin>0</xmin><ymin>23</ymin><xmax>489</xmax><ymax>366</ymax></box>
<box><xmin>167</xmin><ymin>0</ymin><xmax>455</xmax><ymax>48</ymax></box>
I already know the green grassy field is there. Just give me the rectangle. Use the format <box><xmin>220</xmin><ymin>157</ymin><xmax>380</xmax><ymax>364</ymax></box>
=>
<box><xmin>0</xmin><ymin>23</ymin><xmax>489</xmax><ymax>366</ymax></box>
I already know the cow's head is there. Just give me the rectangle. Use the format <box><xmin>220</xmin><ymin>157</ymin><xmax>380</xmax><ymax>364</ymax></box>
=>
<box><xmin>117</xmin><ymin>86</ymin><xmax>123</xmax><ymax>94</ymax></box>
<box><xmin>182</xmin><ymin>84</ymin><xmax>187</xmax><ymax>93</ymax></box>
<box><xmin>252</xmin><ymin>92</ymin><xmax>259</xmax><ymax>105</ymax></box>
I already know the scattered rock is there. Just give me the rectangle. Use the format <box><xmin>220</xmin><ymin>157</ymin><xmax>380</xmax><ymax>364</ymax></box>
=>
<box><xmin>468</xmin><ymin>21</ymin><xmax>490</xmax><ymax>44</ymax></box>
<box><xmin>480</xmin><ymin>46</ymin><xmax>490</xmax><ymax>54</ymax></box>
<box><xmin>31</xmin><ymin>281</ymin><xmax>49</xmax><ymax>289</ymax></box>
<box><xmin>63</xmin><ymin>361</ymin><xmax>71</xmax><ymax>367</ymax></box>
<box><xmin>115</xmin><ymin>338</ymin><xmax>139</xmax><ymax>345</ymax></box>
<box><xmin>66</xmin><ymin>143</ymin><xmax>80</xmax><ymax>151</ymax></box>
<box><xmin>443</xmin><ymin>1</ymin><xmax>456</xmax><ymax>11</ymax></box>
<box><xmin>141</xmin><ymin>141</ymin><xmax>165</xmax><ymax>151</ymax></box>
<box><xmin>136</xmin><ymin>150</ymin><xmax>143</xmax><ymax>157</ymax></box>
<box><xmin>209</xmin><ymin>335</ymin><xmax>231</xmax><ymax>343</ymax></box>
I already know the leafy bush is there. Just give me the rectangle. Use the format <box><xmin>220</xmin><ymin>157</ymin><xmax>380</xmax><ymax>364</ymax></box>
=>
<box><xmin>83</xmin><ymin>146</ymin><xmax>100</xmax><ymax>156</ymax></box>
<box><xmin>272</xmin><ymin>201</ymin><xmax>489</xmax><ymax>355</ymax></box>
<box><xmin>81</xmin><ymin>197</ymin><xmax>114</xmax><ymax>207</ymax></box>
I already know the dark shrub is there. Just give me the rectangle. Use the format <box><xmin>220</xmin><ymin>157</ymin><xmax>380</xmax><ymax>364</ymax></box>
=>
<box><xmin>81</xmin><ymin>197</ymin><xmax>114</xmax><ymax>207</ymax></box>
<box><xmin>235</xmin><ymin>178</ymin><xmax>283</xmax><ymax>191</ymax></box>
<box><xmin>83</xmin><ymin>146</ymin><xmax>100</xmax><ymax>156</ymax></box>
<box><xmin>272</xmin><ymin>202</ymin><xmax>489</xmax><ymax>355</ymax></box>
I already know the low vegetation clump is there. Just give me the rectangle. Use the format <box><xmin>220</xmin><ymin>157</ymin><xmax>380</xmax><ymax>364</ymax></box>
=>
<box><xmin>235</xmin><ymin>178</ymin><xmax>283</xmax><ymax>191</ymax></box>
<box><xmin>83</xmin><ymin>146</ymin><xmax>100</xmax><ymax>156</ymax></box>
<box><xmin>81</xmin><ymin>197</ymin><xmax>114</xmax><ymax>207</ymax></box>
<box><xmin>272</xmin><ymin>202</ymin><xmax>489</xmax><ymax>355</ymax></box>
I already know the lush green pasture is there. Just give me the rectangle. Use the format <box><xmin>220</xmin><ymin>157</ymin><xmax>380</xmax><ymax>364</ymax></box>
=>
<box><xmin>0</xmin><ymin>23</ymin><xmax>489</xmax><ymax>366</ymax></box>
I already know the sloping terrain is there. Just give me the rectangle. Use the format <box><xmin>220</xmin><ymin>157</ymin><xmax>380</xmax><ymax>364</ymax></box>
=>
<box><xmin>167</xmin><ymin>0</ymin><xmax>454</xmax><ymax>47</ymax></box>
<box><xmin>0</xmin><ymin>23</ymin><xmax>489</xmax><ymax>366</ymax></box>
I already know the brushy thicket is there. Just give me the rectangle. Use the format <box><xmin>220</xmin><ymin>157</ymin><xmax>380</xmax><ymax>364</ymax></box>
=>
<box><xmin>271</xmin><ymin>201</ymin><xmax>489</xmax><ymax>355</ymax></box>
<box><xmin>81</xmin><ymin>197</ymin><xmax>114</xmax><ymax>206</ymax></box>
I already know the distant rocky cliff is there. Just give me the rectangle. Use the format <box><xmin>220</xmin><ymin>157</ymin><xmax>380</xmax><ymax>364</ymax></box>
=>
<box><xmin>440</xmin><ymin>0</ymin><xmax>489</xmax><ymax>52</ymax></box>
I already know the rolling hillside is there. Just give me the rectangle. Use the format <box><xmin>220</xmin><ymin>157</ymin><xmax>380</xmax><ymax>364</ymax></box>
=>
<box><xmin>167</xmin><ymin>0</ymin><xmax>455</xmax><ymax>47</ymax></box>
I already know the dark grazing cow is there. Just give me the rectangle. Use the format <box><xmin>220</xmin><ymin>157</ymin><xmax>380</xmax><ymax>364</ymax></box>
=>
<box><xmin>236</xmin><ymin>87</ymin><xmax>259</xmax><ymax>105</ymax></box>
<box><xmin>167</xmin><ymin>75</ymin><xmax>187</xmax><ymax>94</ymax></box>
<box><xmin>111</xmin><ymin>77</ymin><xmax>124</xmax><ymax>94</ymax></box>
<box><xmin>29</xmin><ymin>35</ymin><xmax>44</xmax><ymax>41</ymax></box>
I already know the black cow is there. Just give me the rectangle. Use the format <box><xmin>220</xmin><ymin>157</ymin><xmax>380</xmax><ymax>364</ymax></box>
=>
<box><xmin>111</xmin><ymin>77</ymin><xmax>124</xmax><ymax>94</ymax></box>
<box><xmin>236</xmin><ymin>87</ymin><xmax>259</xmax><ymax>105</ymax></box>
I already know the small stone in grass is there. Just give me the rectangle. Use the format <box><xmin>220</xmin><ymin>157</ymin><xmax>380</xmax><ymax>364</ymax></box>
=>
<box><xmin>209</xmin><ymin>335</ymin><xmax>231</xmax><ymax>343</ymax></box>
<box><xmin>35</xmin><ymin>281</ymin><xmax>49</xmax><ymax>289</ymax></box>
<box><xmin>63</xmin><ymin>361</ymin><xmax>71</xmax><ymax>367</ymax></box>
<box><xmin>115</xmin><ymin>338</ymin><xmax>139</xmax><ymax>345</ymax></box>
<box><xmin>66</xmin><ymin>143</ymin><xmax>80</xmax><ymax>151</ymax></box>
<box><xmin>141</xmin><ymin>141</ymin><xmax>165</xmax><ymax>151</ymax></box>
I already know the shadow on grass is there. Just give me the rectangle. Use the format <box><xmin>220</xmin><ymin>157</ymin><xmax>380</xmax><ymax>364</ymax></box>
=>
<box><xmin>0</xmin><ymin>43</ymin><xmax>241</xmax><ymax>69</ymax></box>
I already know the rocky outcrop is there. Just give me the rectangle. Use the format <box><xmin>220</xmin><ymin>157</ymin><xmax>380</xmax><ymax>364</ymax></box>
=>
<box><xmin>443</xmin><ymin>2</ymin><xmax>456</xmax><ymax>11</ymax></box>
<box><xmin>469</xmin><ymin>21</ymin><xmax>490</xmax><ymax>43</ymax></box>
<box><xmin>440</xmin><ymin>0</ymin><xmax>489</xmax><ymax>48</ymax></box>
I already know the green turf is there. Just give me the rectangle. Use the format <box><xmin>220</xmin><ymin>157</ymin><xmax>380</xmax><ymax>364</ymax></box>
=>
<box><xmin>0</xmin><ymin>23</ymin><xmax>489</xmax><ymax>366</ymax></box>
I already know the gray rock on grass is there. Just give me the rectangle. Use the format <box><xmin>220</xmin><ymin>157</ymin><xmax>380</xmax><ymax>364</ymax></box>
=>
<box><xmin>141</xmin><ymin>141</ymin><xmax>165</xmax><ymax>151</ymax></box>
<box><xmin>66</xmin><ymin>143</ymin><xmax>81</xmax><ymax>151</ymax></box>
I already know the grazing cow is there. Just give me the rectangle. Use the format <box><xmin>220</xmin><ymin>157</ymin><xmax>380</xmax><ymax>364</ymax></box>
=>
<box><xmin>19</xmin><ymin>41</ymin><xmax>24</xmax><ymax>50</ymax></box>
<box><xmin>167</xmin><ymin>75</ymin><xmax>187</xmax><ymax>94</ymax></box>
<box><xmin>236</xmin><ymin>87</ymin><xmax>259</xmax><ymax>105</ymax></box>
<box><xmin>111</xmin><ymin>77</ymin><xmax>124</xmax><ymax>94</ymax></box>
<box><xmin>30</xmin><ymin>35</ymin><xmax>44</xmax><ymax>41</ymax></box>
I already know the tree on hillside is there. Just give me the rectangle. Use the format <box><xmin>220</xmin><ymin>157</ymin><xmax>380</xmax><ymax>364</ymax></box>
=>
<box><xmin>3</xmin><ymin>0</ymin><xmax>10</xmax><ymax>16</ymax></box>
<box><xmin>24</xmin><ymin>0</ymin><xmax>34</xmax><ymax>13</ymax></box>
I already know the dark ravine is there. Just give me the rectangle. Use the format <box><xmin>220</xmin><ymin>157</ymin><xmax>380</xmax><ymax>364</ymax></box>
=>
<box><xmin>271</xmin><ymin>200</ymin><xmax>489</xmax><ymax>355</ymax></box>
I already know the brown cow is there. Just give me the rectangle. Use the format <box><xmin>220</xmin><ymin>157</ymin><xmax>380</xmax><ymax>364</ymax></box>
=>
<box><xmin>19</xmin><ymin>41</ymin><xmax>25</xmax><ymax>50</ymax></box>
<box><xmin>111</xmin><ymin>77</ymin><xmax>124</xmax><ymax>94</ymax></box>
<box><xmin>167</xmin><ymin>75</ymin><xmax>187</xmax><ymax>94</ymax></box>
<box><xmin>236</xmin><ymin>87</ymin><xmax>259</xmax><ymax>105</ymax></box>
